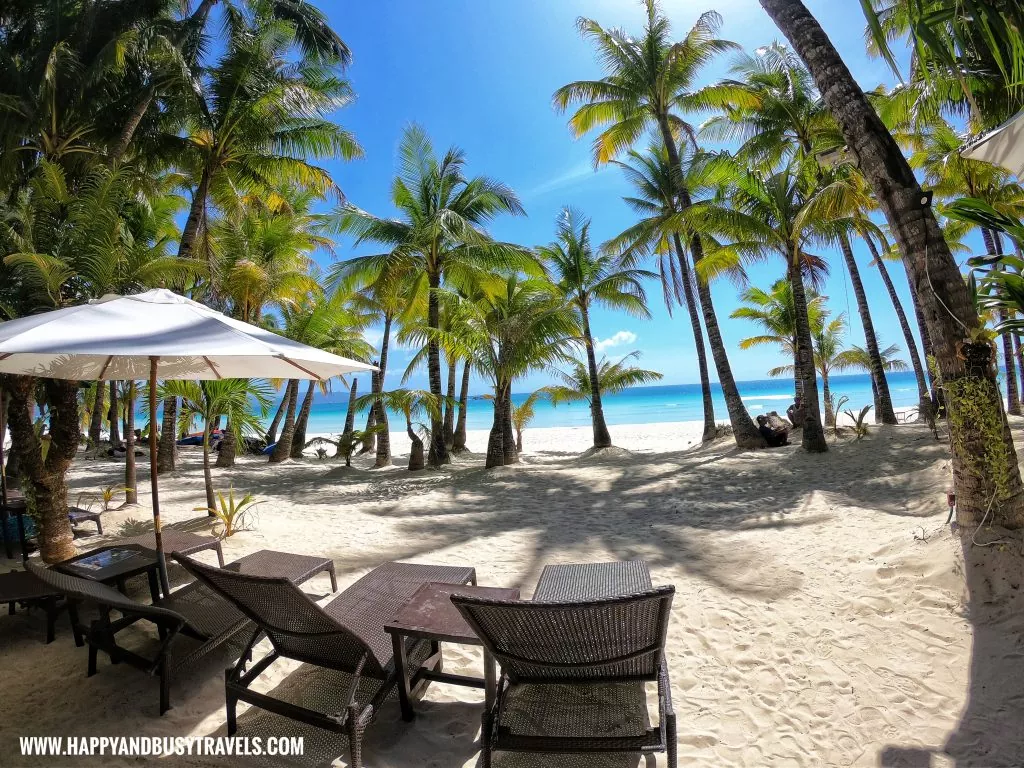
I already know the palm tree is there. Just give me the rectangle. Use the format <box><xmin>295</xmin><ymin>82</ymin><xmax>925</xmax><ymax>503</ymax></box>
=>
<box><xmin>3</xmin><ymin>162</ymin><xmax>195</xmax><ymax>557</ymax></box>
<box><xmin>543</xmin><ymin>351</ymin><xmax>663</xmax><ymax>431</ymax></box>
<box><xmin>701</xmin><ymin>164</ymin><xmax>830</xmax><ymax>451</ymax></box>
<box><xmin>330</xmin><ymin>251</ymin><xmax>423</xmax><ymax>466</ymax></box>
<box><xmin>699</xmin><ymin>41</ymin><xmax>841</xmax><ymax>169</ymax></box>
<box><xmin>357</xmin><ymin>389</ymin><xmax>445</xmax><ymax>471</ymax></box>
<box><xmin>763</xmin><ymin>311</ymin><xmax>849</xmax><ymax>427</ymax></box>
<box><xmin>554</xmin><ymin>3</ymin><xmax>765</xmax><ymax>449</ymax></box>
<box><xmin>607</xmin><ymin>143</ymin><xmax>737</xmax><ymax>442</ymax></box>
<box><xmin>269</xmin><ymin>286</ymin><xmax>373</xmax><ymax>462</ymax></box>
<box><xmin>439</xmin><ymin>276</ymin><xmax>576</xmax><ymax>468</ymax></box>
<box><xmin>511</xmin><ymin>391</ymin><xmax>544</xmax><ymax>453</ymax></box>
<box><xmin>759</xmin><ymin>0</ymin><xmax>1024</xmax><ymax>527</ymax></box>
<box><xmin>336</xmin><ymin>124</ymin><xmax>531</xmax><ymax>467</ymax></box>
<box><xmin>731</xmin><ymin>278</ymin><xmax>827</xmax><ymax>391</ymax></box>
<box><xmin>834</xmin><ymin>342</ymin><xmax>910</xmax><ymax>408</ymax></box>
<box><xmin>804</xmin><ymin>167</ymin><xmax>900</xmax><ymax>424</ymax></box>
<box><xmin>538</xmin><ymin>208</ymin><xmax>653</xmax><ymax>449</ymax></box>
<box><xmin>162</xmin><ymin>378</ymin><xmax>272</xmax><ymax>511</ymax></box>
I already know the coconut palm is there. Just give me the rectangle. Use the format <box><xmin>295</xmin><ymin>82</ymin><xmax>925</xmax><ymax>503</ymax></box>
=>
<box><xmin>700</xmin><ymin>163</ymin><xmax>831</xmax><ymax>451</ymax></box>
<box><xmin>759</xmin><ymin>0</ymin><xmax>1024</xmax><ymax>527</ymax></box>
<box><xmin>543</xmin><ymin>352</ymin><xmax>663</xmax><ymax>431</ymax></box>
<box><xmin>172</xmin><ymin>10</ymin><xmax>361</xmax><ymax>270</ymax></box>
<box><xmin>607</xmin><ymin>143</ymin><xmax>738</xmax><ymax>442</ymax></box>
<box><xmin>764</xmin><ymin>311</ymin><xmax>848</xmax><ymax>427</ymax></box>
<box><xmin>268</xmin><ymin>286</ymin><xmax>373</xmax><ymax>462</ymax></box>
<box><xmin>538</xmin><ymin>208</ymin><xmax>654</xmax><ymax>449</ymax></box>
<box><xmin>357</xmin><ymin>389</ymin><xmax>445</xmax><ymax>471</ymax></box>
<box><xmin>336</xmin><ymin>124</ymin><xmax>531</xmax><ymax>467</ymax></box>
<box><xmin>699</xmin><ymin>42</ymin><xmax>842</xmax><ymax>169</ymax></box>
<box><xmin>161</xmin><ymin>379</ymin><xmax>272</xmax><ymax>512</ymax></box>
<box><xmin>433</xmin><ymin>276</ymin><xmax>576</xmax><ymax>468</ymax></box>
<box><xmin>732</xmin><ymin>279</ymin><xmax>826</xmax><ymax>375</ymax></box>
<box><xmin>554</xmin><ymin>2</ymin><xmax>765</xmax><ymax>449</ymax></box>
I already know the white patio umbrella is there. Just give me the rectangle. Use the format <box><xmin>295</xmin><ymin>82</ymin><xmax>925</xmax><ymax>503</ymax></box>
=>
<box><xmin>961</xmin><ymin>109</ymin><xmax>1024</xmax><ymax>177</ymax></box>
<box><xmin>0</xmin><ymin>289</ymin><xmax>375</xmax><ymax>587</ymax></box>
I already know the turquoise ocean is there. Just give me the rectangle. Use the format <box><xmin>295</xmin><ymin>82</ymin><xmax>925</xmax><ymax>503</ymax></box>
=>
<box><xmin>299</xmin><ymin>371</ymin><xmax>930</xmax><ymax>436</ymax></box>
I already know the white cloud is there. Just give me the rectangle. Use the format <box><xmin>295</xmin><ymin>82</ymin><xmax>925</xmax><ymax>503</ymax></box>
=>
<box><xmin>522</xmin><ymin>161</ymin><xmax>613</xmax><ymax>199</ymax></box>
<box><xmin>595</xmin><ymin>330</ymin><xmax>638</xmax><ymax>353</ymax></box>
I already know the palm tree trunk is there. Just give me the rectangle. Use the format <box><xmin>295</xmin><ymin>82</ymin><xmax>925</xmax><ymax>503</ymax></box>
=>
<box><xmin>443</xmin><ymin>357</ymin><xmax>457</xmax><ymax>448</ymax></box>
<box><xmin>989</xmin><ymin>231</ymin><xmax>1022</xmax><ymax>415</ymax></box>
<box><xmin>485</xmin><ymin>382</ymin><xmax>507</xmax><ymax>469</ymax></box>
<box><xmin>290</xmin><ymin>381</ymin><xmax>316</xmax><ymax>459</ymax></box>
<box><xmin>373</xmin><ymin>313</ymin><xmax>393</xmax><ymax>466</ymax></box>
<box><xmin>360</xmin><ymin>371</ymin><xmax>378</xmax><ymax>455</ymax></box>
<box><xmin>270</xmin><ymin>380</ymin><xmax>299</xmax><ymax>463</ymax></box>
<box><xmin>157</xmin><ymin>396</ymin><xmax>177</xmax><ymax>473</ymax></box>
<box><xmin>108</xmin><ymin>381</ymin><xmax>121</xmax><ymax>448</ymax></box>
<box><xmin>839</xmin><ymin>233</ymin><xmax>897</xmax><ymax>424</ymax></box>
<box><xmin>502</xmin><ymin>388</ymin><xmax>518</xmax><ymax>464</ymax></box>
<box><xmin>124</xmin><ymin>381</ymin><xmax>137</xmax><ymax>504</ymax></box>
<box><xmin>178</xmin><ymin>166</ymin><xmax>211</xmax><ymax>261</ymax></box>
<box><xmin>657</xmin><ymin>119</ymin><xmax>762</xmax><ymax>448</ymax></box>
<box><xmin>202</xmin><ymin>421</ymin><xmax>215</xmax><ymax>513</ymax></box>
<box><xmin>5</xmin><ymin>376</ymin><xmax>78</xmax><ymax>563</ymax></box>
<box><xmin>88</xmin><ymin>383</ymin><xmax>105</xmax><ymax>448</ymax></box>
<box><xmin>265</xmin><ymin>393</ymin><xmax>286</xmax><ymax>444</ymax></box>
<box><xmin>342</xmin><ymin>378</ymin><xmax>358</xmax><ymax>437</ymax></box>
<box><xmin>1015</xmin><ymin>333</ymin><xmax>1024</xmax><ymax>415</ymax></box>
<box><xmin>788</xmin><ymin>256</ymin><xmax>828</xmax><ymax>452</ymax></box>
<box><xmin>822</xmin><ymin>370</ymin><xmax>834</xmax><ymax>427</ymax></box>
<box><xmin>108</xmin><ymin>85</ymin><xmax>154</xmax><ymax>164</ymax></box>
<box><xmin>452</xmin><ymin>360</ymin><xmax>472</xmax><ymax>452</ymax></box>
<box><xmin>216</xmin><ymin>422</ymin><xmax>236</xmax><ymax>468</ymax></box>
<box><xmin>426</xmin><ymin>269</ymin><xmax>450</xmax><ymax>467</ymax></box>
<box><xmin>672</xmin><ymin>233</ymin><xmax>717</xmax><ymax>442</ymax></box>
<box><xmin>867</xmin><ymin>236</ymin><xmax>932</xmax><ymax>416</ymax></box>
<box><xmin>580</xmin><ymin>306</ymin><xmax>613</xmax><ymax>448</ymax></box>
<box><xmin>407</xmin><ymin>413</ymin><xmax>425</xmax><ymax>471</ymax></box>
<box><xmin>761</xmin><ymin>0</ymin><xmax>1024</xmax><ymax>526</ymax></box>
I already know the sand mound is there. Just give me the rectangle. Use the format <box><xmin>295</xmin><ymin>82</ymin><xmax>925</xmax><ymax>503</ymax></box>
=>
<box><xmin>577</xmin><ymin>445</ymin><xmax>634</xmax><ymax>461</ymax></box>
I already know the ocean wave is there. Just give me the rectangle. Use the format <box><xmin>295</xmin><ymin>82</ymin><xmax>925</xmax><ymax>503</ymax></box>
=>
<box><xmin>742</xmin><ymin>394</ymin><xmax>791</xmax><ymax>401</ymax></box>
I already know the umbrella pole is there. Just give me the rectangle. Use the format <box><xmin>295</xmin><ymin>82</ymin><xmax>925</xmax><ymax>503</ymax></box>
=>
<box><xmin>149</xmin><ymin>357</ymin><xmax>168</xmax><ymax>595</ymax></box>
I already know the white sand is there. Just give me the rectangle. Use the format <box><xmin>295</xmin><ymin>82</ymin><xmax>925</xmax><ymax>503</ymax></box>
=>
<box><xmin>2</xmin><ymin>417</ymin><xmax>1021</xmax><ymax>767</ymax></box>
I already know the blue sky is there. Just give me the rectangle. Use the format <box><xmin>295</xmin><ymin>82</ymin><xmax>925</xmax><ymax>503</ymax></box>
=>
<box><xmin>307</xmin><ymin>0</ymin><xmax>959</xmax><ymax>395</ymax></box>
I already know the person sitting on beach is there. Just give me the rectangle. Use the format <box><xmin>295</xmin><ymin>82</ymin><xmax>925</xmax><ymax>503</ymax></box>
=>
<box><xmin>787</xmin><ymin>396</ymin><xmax>805</xmax><ymax>427</ymax></box>
<box><xmin>757</xmin><ymin>415</ymin><xmax>789</xmax><ymax>447</ymax></box>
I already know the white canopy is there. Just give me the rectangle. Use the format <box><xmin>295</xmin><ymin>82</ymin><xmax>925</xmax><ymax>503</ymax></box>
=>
<box><xmin>0</xmin><ymin>289</ymin><xmax>375</xmax><ymax>380</ymax></box>
<box><xmin>961</xmin><ymin>109</ymin><xmax>1024</xmax><ymax>177</ymax></box>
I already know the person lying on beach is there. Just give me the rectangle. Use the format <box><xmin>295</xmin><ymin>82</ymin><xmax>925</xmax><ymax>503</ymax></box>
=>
<box><xmin>757</xmin><ymin>415</ymin><xmax>790</xmax><ymax>447</ymax></box>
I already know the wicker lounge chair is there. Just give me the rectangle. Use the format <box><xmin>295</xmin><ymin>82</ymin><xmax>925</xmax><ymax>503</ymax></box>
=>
<box><xmin>451</xmin><ymin>586</ymin><xmax>677</xmax><ymax>768</ymax></box>
<box><xmin>26</xmin><ymin>560</ymin><xmax>251</xmax><ymax>714</ymax></box>
<box><xmin>68</xmin><ymin>507</ymin><xmax>104</xmax><ymax>535</ymax></box>
<box><xmin>0</xmin><ymin>569</ymin><xmax>65</xmax><ymax>643</ymax></box>
<box><xmin>173</xmin><ymin>554</ymin><xmax>475</xmax><ymax>768</ymax></box>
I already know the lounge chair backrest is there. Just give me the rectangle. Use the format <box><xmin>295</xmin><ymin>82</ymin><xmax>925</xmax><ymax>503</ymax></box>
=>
<box><xmin>451</xmin><ymin>586</ymin><xmax>675</xmax><ymax>683</ymax></box>
<box><xmin>173</xmin><ymin>552</ymin><xmax>384</xmax><ymax>677</ymax></box>
<box><xmin>26</xmin><ymin>561</ymin><xmax>186</xmax><ymax>625</ymax></box>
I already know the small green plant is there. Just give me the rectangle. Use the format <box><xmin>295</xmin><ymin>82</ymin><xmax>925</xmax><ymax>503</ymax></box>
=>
<box><xmin>194</xmin><ymin>487</ymin><xmax>258</xmax><ymax>539</ymax></box>
<box><xmin>832</xmin><ymin>396</ymin><xmax>850</xmax><ymax>438</ymax></box>
<box><xmin>98</xmin><ymin>484</ymin><xmax>130</xmax><ymax>510</ymax></box>
<box><xmin>843</xmin><ymin>405</ymin><xmax>873</xmax><ymax>440</ymax></box>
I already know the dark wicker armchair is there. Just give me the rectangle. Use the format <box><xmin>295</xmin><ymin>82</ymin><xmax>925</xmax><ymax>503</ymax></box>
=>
<box><xmin>174</xmin><ymin>554</ymin><xmax>474</xmax><ymax>768</ymax></box>
<box><xmin>452</xmin><ymin>586</ymin><xmax>677</xmax><ymax>768</ymax></box>
<box><xmin>26</xmin><ymin>560</ymin><xmax>250</xmax><ymax>714</ymax></box>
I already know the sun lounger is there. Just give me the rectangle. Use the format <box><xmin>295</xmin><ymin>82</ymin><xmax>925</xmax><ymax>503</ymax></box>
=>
<box><xmin>0</xmin><ymin>569</ymin><xmax>65</xmax><ymax>643</ymax></box>
<box><xmin>68</xmin><ymin>507</ymin><xmax>104</xmax><ymax>535</ymax></box>
<box><xmin>173</xmin><ymin>555</ymin><xmax>475</xmax><ymax>768</ymax></box>
<box><xmin>451</xmin><ymin>585</ymin><xmax>677</xmax><ymax>768</ymax></box>
<box><xmin>26</xmin><ymin>560</ymin><xmax>251</xmax><ymax>714</ymax></box>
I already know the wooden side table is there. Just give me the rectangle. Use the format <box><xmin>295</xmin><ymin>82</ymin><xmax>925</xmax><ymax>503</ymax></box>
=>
<box><xmin>385</xmin><ymin>581</ymin><xmax>520</xmax><ymax>721</ymax></box>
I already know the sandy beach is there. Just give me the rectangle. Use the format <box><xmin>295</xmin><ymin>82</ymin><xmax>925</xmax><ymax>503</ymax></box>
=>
<box><xmin>2</xmin><ymin>418</ymin><xmax>1022</xmax><ymax>767</ymax></box>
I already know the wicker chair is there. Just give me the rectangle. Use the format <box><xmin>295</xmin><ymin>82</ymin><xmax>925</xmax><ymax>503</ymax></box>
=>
<box><xmin>26</xmin><ymin>560</ymin><xmax>251</xmax><ymax>714</ymax></box>
<box><xmin>451</xmin><ymin>586</ymin><xmax>677</xmax><ymax>768</ymax></box>
<box><xmin>173</xmin><ymin>553</ymin><xmax>475</xmax><ymax>768</ymax></box>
